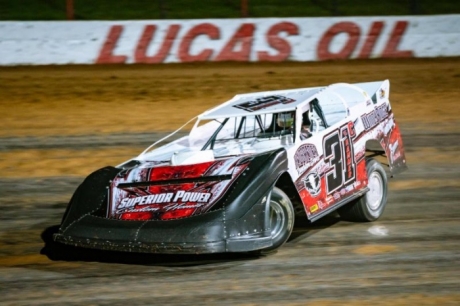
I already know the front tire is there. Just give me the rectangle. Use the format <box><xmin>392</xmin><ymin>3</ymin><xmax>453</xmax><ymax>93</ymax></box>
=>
<box><xmin>263</xmin><ymin>187</ymin><xmax>295</xmax><ymax>252</ymax></box>
<box><xmin>338</xmin><ymin>158</ymin><xmax>388</xmax><ymax>222</ymax></box>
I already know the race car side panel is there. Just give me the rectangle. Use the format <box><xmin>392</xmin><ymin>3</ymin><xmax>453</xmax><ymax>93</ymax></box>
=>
<box><xmin>217</xmin><ymin>148</ymin><xmax>287</xmax><ymax>219</ymax></box>
<box><xmin>134</xmin><ymin>148</ymin><xmax>289</xmax><ymax>252</ymax></box>
<box><xmin>54</xmin><ymin>149</ymin><xmax>290</xmax><ymax>253</ymax></box>
<box><xmin>357</xmin><ymin>80</ymin><xmax>407</xmax><ymax>175</ymax></box>
<box><xmin>291</xmin><ymin>99</ymin><xmax>407</xmax><ymax>220</ymax></box>
<box><xmin>292</xmin><ymin>122</ymin><xmax>369</xmax><ymax>220</ymax></box>
<box><xmin>219</xmin><ymin>148</ymin><xmax>288</xmax><ymax>251</ymax></box>
<box><xmin>379</xmin><ymin>118</ymin><xmax>407</xmax><ymax>175</ymax></box>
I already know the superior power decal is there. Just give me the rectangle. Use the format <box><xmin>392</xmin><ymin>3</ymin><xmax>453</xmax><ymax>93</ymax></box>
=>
<box><xmin>116</xmin><ymin>191</ymin><xmax>212</xmax><ymax>212</ymax></box>
<box><xmin>108</xmin><ymin>157</ymin><xmax>250</xmax><ymax>220</ymax></box>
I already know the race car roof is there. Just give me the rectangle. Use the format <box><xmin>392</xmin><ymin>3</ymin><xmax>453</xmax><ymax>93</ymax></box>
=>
<box><xmin>198</xmin><ymin>81</ymin><xmax>387</xmax><ymax>120</ymax></box>
<box><xmin>198</xmin><ymin>86</ymin><xmax>323</xmax><ymax>119</ymax></box>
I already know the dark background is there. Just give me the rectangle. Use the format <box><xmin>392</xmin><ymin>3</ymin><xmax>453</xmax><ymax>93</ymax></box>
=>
<box><xmin>1</xmin><ymin>0</ymin><xmax>459</xmax><ymax>20</ymax></box>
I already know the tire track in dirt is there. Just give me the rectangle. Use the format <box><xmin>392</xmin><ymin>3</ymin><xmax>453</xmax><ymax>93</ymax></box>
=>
<box><xmin>0</xmin><ymin>59</ymin><xmax>459</xmax><ymax>305</ymax></box>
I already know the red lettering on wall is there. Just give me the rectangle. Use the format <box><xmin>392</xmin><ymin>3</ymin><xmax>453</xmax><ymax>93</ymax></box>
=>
<box><xmin>257</xmin><ymin>22</ymin><xmax>299</xmax><ymax>62</ymax></box>
<box><xmin>358</xmin><ymin>21</ymin><xmax>384</xmax><ymax>59</ymax></box>
<box><xmin>96</xmin><ymin>25</ymin><xmax>127</xmax><ymax>64</ymax></box>
<box><xmin>135</xmin><ymin>24</ymin><xmax>181</xmax><ymax>63</ymax></box>
<box><xmin>178</xmin><ymin>23</ymin><xmax>219</xmax><ymax>62</ymax></box>
<box><xmin>317</xmin><ymin>22</ymin><xmax>360</xmax><ymax>60</ymax></box>
<box><xmin>214</xmin><ymin>23</ymin><xmax>255</xmax><ymax>61</ymax></box>
<box><xmin>382</xmin><ymin>21</ymin><xmax>413</xmax><ymax>58</ymax></box>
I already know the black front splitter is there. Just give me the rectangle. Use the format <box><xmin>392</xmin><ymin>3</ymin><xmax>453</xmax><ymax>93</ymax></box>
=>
<box><xmin>53</xmin><ymin>213</ymin><xmax>272</xmax><ymax>254</ymax></box>
<box><xmin>53</xmin><ymin>232</ymin><xmax>228</xmax><ymax>254</ymax></box>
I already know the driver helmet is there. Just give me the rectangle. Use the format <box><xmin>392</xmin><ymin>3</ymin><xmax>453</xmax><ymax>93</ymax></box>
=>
<box><xmin>277</xmin><ymin>112</ymin><xmax>294</xmax><ymax>128</ymax></box>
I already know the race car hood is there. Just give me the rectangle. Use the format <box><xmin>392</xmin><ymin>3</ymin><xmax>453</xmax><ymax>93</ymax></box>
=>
<box><xmin>108</xmin><ymin>156</ymin><xmax>251</xmax><ymax>221</ymax></box>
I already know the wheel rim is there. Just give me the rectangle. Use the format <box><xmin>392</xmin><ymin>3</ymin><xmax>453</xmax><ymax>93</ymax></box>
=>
<box><xmin>367</xmin><ymin>171</ymin><xmax>383</xmax><ymax>211</ymax></box>
<box><xmin>269</xmin><ymin>200</ymin><xmax>285</xmax><ymax>238</ymax></box>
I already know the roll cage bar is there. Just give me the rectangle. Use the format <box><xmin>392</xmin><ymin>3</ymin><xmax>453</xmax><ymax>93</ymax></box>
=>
<box><xmin>310</xmin><ymin>98</ymin><xmax>329</xmax><ymax>128</ymax></box>
<box><xmin>201</xmin><ymin>98</ymin><xmax>328</xmax><ymax>151</ymax></box>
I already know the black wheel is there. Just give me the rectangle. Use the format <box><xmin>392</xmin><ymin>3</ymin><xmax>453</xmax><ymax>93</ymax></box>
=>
<box><xmin>263</xmin><ymin>187</ymin><xmax>295</xmax><ymax>252</ymax></box>
<box><xmin>338</xmin><ymin>158</ymin><xmax>388</xmax><ymax>222</ymax></box>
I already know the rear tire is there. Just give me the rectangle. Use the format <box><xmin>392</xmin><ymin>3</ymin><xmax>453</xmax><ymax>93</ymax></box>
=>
<box><xmin>338</xmin><ymin>159</ymin><xmax>388</xmax><ymax>222</ymax></box>
<box><xmin>263</xmin><ymin>187</ymin><xmax>295</xmax><ymax>252</ymax></box>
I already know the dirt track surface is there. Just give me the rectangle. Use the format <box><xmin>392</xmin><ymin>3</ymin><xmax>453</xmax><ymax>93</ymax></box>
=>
<box><xmin>0</xmin><ymin>58</ymin><xmax>459</xmax><ymax>305</ymax></box>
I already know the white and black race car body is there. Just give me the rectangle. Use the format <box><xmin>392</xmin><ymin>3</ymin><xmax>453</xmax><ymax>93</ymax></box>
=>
<box><xmin>54</xmin><ymin>80</ymin><xmax>407</xmax><ymax>254</ymax></box>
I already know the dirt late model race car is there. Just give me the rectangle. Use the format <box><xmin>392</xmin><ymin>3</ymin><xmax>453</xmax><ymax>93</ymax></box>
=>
<box><xmin>54</xmin><ymin>80</ymin><xmax>407</xmax><ymax>254</ymax></box>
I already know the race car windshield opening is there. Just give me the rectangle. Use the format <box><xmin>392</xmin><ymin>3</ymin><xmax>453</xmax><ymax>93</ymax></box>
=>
<box><xmin>195</xmin><ymin>114</ymin><xmax>275</xmax><ymax>150</ymax></box>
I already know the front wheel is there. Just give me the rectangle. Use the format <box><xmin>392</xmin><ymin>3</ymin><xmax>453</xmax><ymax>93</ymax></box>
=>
<box><xmin>338</xmin><ymin>158</ymin><xmax>388</xmax><ymax>222</ymax></box>
<box><xmin>263</xmin><ymin>187</ymin><xmax>295</xmax><ymax>252</ymax></box>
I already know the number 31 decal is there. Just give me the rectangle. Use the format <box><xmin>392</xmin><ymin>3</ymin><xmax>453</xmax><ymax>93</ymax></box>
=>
<box><xmin>323</xmin><ymin>125</ymin><xmax>356</xmax><ymax>194</ymax></box>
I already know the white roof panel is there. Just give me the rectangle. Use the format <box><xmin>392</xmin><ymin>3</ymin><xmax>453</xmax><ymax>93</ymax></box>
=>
<box><xmin>199</xmin><ymin>87</ymin><xmax>323</xmax><ymax>119</ymax></box>
<box><xmin>198</xmin><ymin>81</ymin><xmax>386</xmax><ymax>120</ymax></box>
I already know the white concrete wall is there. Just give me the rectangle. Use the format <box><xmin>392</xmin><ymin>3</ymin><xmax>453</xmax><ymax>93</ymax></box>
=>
<box><xmin>0</xmin><ymin>15</ymin><xmax>459</xmax><ymax>65</ymax></box>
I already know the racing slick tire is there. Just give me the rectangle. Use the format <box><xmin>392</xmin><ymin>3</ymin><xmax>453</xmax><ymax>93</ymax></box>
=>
<box><xmin>263</xmin><ymin>187</ymin><xmax>295</xmax><ymax>252</ymax></box>
<box><xmin>338</xmin><ymin>158</ymin><xmax>388</xmax><ymax>222</ymax></box>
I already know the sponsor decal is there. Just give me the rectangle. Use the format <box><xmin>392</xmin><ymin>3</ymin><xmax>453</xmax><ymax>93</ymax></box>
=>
<box><xmin>116</xmin><ymin>191</ymin><xmax>212</xmax><ymax>211</ymax></box>
<box><xmin>360</xmin><ymin>103</ymin><xmax>390</xmax><ymax>130</ymax></box>
<box><xmin>333</xmin><ymin>192</ymin><xmax>340</xmax><ymax>200</ymax></box>
<box><xmin>234</xmin><ymin>95</ymin><xmax>295</xmax><ymax>112</ymax></box>
<box><xmin>389</xmin><ymin>139</ymin><xmax>401</xmax><ymax>162</ymax></box>
<box><xmin>341</xmin><ymin>126</ymin><xmax>355</xmax><ymax>182</ymax></box>
<box><xmin>303</xmin><ymin>172</ymin><xmax>321</xmax><ymax>197</ymax></box>
<box><xmin>310</xmin><ymin>203</ymin><xmax>319</xmax><ymax>213</ymax></box>
<box><xmin>96</xmin><ymin>20</ymin><xmax>414</xmax><ymax>64</ymax></box>
<box><xmin>348</xmin><ymin>120</ymin><xmax>357</xmax><ymax>138</ymax></box>
<box><xmin>109</xmin><ymin>156</ymin><xmax>250</xmax><ymax>220</ymax></box>
<box><xmin>164</xmin><ymin>202</ymin><xmax>206</xmax><ymax>211</ymax></box>
<box><xmin>383</xmin><ymin>117</ymin><xmax>394</xmax><ymax>136</ymax></box>
<box><xmin>294</xmin><ymin>144</ymin><xmax>319</xmax><ymax>174</ymax></box>
<box><xmin>317</xmin><ymin>20</ymin><xmax>413</xmax><ymax>61</ymax></box>
<box><xmin>317</xmin><ymin>200</ymin><xmax>326</xmax><ymax>210</ymax></box>
<box><xmin>124</xmin><ymin>206</ymin><xmax>160</xmax><ymax>213</ymax></box>
<box><xmin>4</xmin><ymin>17</ymin><xmax>432</xmax><ymax>66</ymax></box>
<box><xmin>389</xmin><ymin>140</ymin><xmax>399</xmax><ymax>155</ymax></box>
